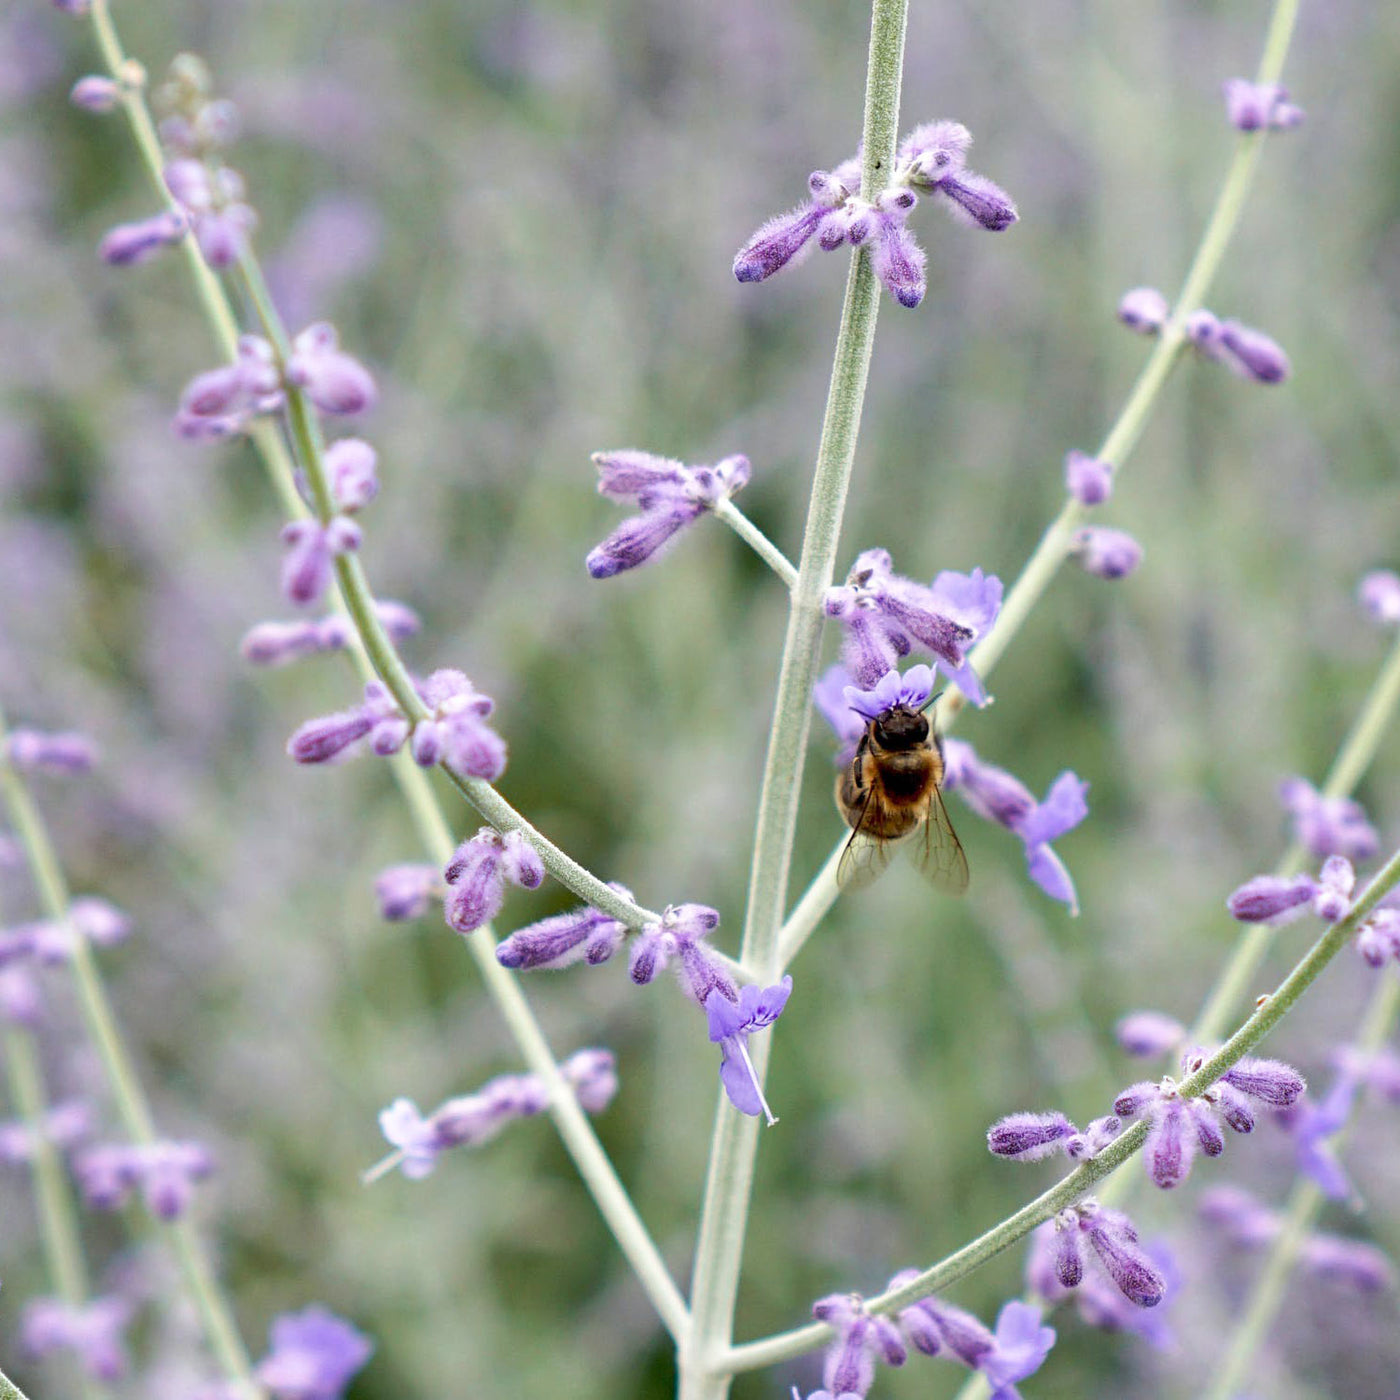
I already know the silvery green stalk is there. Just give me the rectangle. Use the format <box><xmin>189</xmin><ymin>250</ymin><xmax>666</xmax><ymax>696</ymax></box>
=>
<box><xmin>0</xmin><ymin>1366</ymin><xmax>35</xmax><ymax>1400</ymax></box>
<box><xmin>0</xmin><ymin>705</ymin><xmax>257</xmax><ymax>1395</ymax></box>
<box><xmin>682</xmin><ymin>3</ymin><xmax>908</xmax><ymax>1396</ymax></box>
<box><xmin>723</xmin><ymin>844</ymin><xmax>1400</xmax><ymax>1375</ymax></box>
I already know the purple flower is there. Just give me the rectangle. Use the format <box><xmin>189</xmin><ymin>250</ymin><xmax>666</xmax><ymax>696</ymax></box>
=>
<box><xmin>324</xmin><ymin>438</ymin><xmax>379</xmax><ymax>513</ymax></box>
<box><xmin>173</xmin><ymin>335</ymin><xmax>283</xmax><ymax>440</ymax></box>
<box><xmin>4</xmin><ymin>727</ymin><xmax>98</xmax><ymax>775</ymax></box>
<box><xmin>808</xmin><ymin>1294</ymin><xmax>880</xmax><ymax>1399</ymax></box>
<box><xmin>1185</xmin><ymin>310</ymin><xmax>1291</xmax><ymax>385</ymax></box>
<box><xmin>628</xmin><ymin>903</ymin><xmax>732</xmax><ymax>1005</ymax></box>
<box><xmin>495</xmin><ymin>895</ymin><xmax>631</xmax><ymax>970</ymax></box>
<box><xmin>254</xmin><ymin>1306</ymin><xmax>373</xmax><ymax>1400</ymax></box>
<box><xmin>1222</xmin><ymin>78</ymin><xmax>1304</xmax><ymax>132</ymax></box>
<box><xmin>941</xmin><ymin>741</ymin><xmax>1088</xmax><ymax>911</ymax></box>
<box><xmin>241</xmin><ymin>601</ymin><xmax>419</xmax><ymax>667</ymax></box>
<box><xmin>29</xmin><ymin>897</ymin><xmax>133</xmax><ymax>963</ymax></box>
<box><xmin>75</xmin><ymin>1139</ymin><xmax>214</xmax><ymax>1220</ymax></box>
<box><xmin>979</xmin><ymin>1301</ymin><xmax>1055</xmax><ymax>1400</ymax></box>
<box><xmin>1359</xmin><ymin>570</ymin><xmax>1400</xmax><ymax>626</ymax></box>
<box><xmin>706</xmin><ymin>976</ymin><xmax>793</xmax><ymax>1123</ymax></box>
<box><xmin>285</xmin><ymin>322</ymin><xmax>378</xmax><ymax>417</ymax></box>
<box><xmin>0</xmin><ymin>1099</ymin><xmax>92</xmax><ymax>1165</ymax></box>
<box><xmin>843</xmin><ymin>663</ymin><xmax>934</xmax><ymax>721</ymax></box>
<box><xmin>1227</xmin><ymin>872</ymin><xmax>1322</xmax><ymax>925</ymax></box>
<box><xmin>898</xmin><ymin>121</ymin><xmax>1018</xmax><ymax>231</ymax></box>
<box><xmin>1278</xmin><ymin>776</ymin><xmax>1378</xmax><ymax>862</ymax></box>
<box><xmin>823</xmin><ymin>551</ymin><xmax>1001</xmax><ymax>700</ymax></box>
<box><xmin>1070</xmin><ymin>526</ymin><xmax>1142</xmax><ymax>580</ymax></box>
<box><xmin>586</xmin><ymin>450</ymin><xmax>750</xmax><ymax>578</ymax></box>
<box><xmin>163</xmin><ymin>158</ymin><xmax>257</xmax><ymax>270</ymax></box>
<box><xmin>986</xmin><ymin>1110</ymin><xmax>1119</xmax><ymax>1163</ymax></box>
<box><xmin>375</xmin><ymin>1049</ymin><xmax>617</xmax><ymax>1180</ymax></box>
<box><xmin>1117</xmin><ymin>286</ymin><xmax>1169</xmax><ymax>335</ymax></box>
<box><xmin>279</xmin><ymin>516</ymin><xmax>362</xmax><ymax>607</ymax></box>
<box><xmin>443</xmin><ymin>828</ymin><xmax>545</xmax><ymax>935</ymax></box>
<box><xmin>868</xmin><ymin>189</ymin><xmax>927</xmax><ymax>308</ymax></box>
<box><xmin>1115</xmin><ymin>1010</ymin><xmax>1186</xmax><ymax>1058</ymax></box>
<box><xmin>373</xmin><ymin>863</ymin><xmax>440</xmax><ymax>921</ymax></box>
<box><xmin>884</xmin><ymin>1272</ymin><xmax>995</xmax><ymax>1368</ymax></box>
<box><xmin>1064</xmin><ymin>449</ymin><xmax>1113</xmax><ymax>506</ymax></box>
<box><xmin>0</xmin><ymin>965</ymin><xmax>44</xmax><ymax>1026</ymax></box>
<box><xmin>1355</xmin><ymin>906</ymin><xmax>1400</xmax><ymax>967</ymax></box>
<box><xmin>814</xmin><ymin>664</ymin><xmax>867</xmax><ymax>765</ymax></box>
<box><xmin>1280</xmin><ymin>1065</ymin><xmax>1360</xmax><ymax>1201</ymax></box>
<box><xmin>22</xmin><ymin>1295</ymin><xmax>133</xmax><ymax>1381</ymax></box>
<box><xmin>98</xmin><ymin>210</ymin><xmax>188</xmax><ymax>266</ymax></box>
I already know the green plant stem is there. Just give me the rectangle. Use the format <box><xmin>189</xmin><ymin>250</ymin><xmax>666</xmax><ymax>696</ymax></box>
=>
<box><xmin>775</xmin><ymin>0</ymin><xmax>1303</xmax><ymax>966</ymax></box>
<box><xmin>1204</xmin><ymin>964</ymin><xmax>1400</xmax><ymax>1400</ymax></box>
<box><xmin>0</xmin><ymin>1366</ymin><xmax>35</xmax><ymax>1400</ymax></box>
<box><xmin>680</xmin><ymin>6</ymin><xmax>908</xmax><ymax>1397</ymax></box>
<box><xmin>0</xmin><ymin>713</ymin><xmax>258</xmax><ymax>1391</ymax></box>
<box><xmin>711</xmin><ymin>499</ymin><xmax>799</xmax><ymax>590</ymax></box>
<box><xmin>723</xmin><ymin>844</ymin><xmax>1400</xmax><ymax>1374</ymax></box>
<box><xmin>2</xmin><ymin>1032</ymin><xmax>97</xmax><ymax>1390</ymax></box>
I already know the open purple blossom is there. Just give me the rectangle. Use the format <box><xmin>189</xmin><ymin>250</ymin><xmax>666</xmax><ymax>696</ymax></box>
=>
<box><xmin>1117</xmin><ymin>285</ymin><xmax>1169</xmax><ymax>335</ymax></box>
<box><xmin>1064</xmin><ymin>449</ymin><xmax>1113</xmax><ymax>506</ymax></box>
<box><xmin>241</xmin><ymin>600</ymin><xmax>419</xmax><ymax>667</ymax></box>
<box><xmin>495</xmin><ymin>890</ymin><xmax>632</xmax><ymax>970</ymax></box>
<box><xmin>374</xmin><ymin>1048</ymin><xmax>617</xmax><ymax>1181</ymax></box>
<box><xmin>442</xmin><ymin>827</ymin><xmax>544</xmax><ymax>935</ymax></box>
<box><xmin>986</xmin><ymin>1110</ymin><xmax>1120</xmax><ymax>1163</ymax></box>
<box><xmin>1069</xmin><ymin>525</ymin><xmax>1142</xmax><ymax>580</ymax></box>
<box><xmin>21</xmin><ymin>1295</ymin><xmax>134</xmax><ymax>1381</ymax></box>
<box><xmin>288</xmin><ymin>668</ymin><xmax>506</xmax><ymax>780</ymax></box>
<box><xmin>843</xmin><ymin>663</ymin><xmax>934</xmax><ymax>721</ymax></box>
<box><xmin>4</xmin><ymin>727</ymin><xmax>98</xmax><ymax>775</ymax></box>
<box><xmin>585</xmin><ymin>450</ymin><xmax>750</xmax><ymax>579</ymax></box>
<box><xmin>1115</xmin><ymin>1010</ymin><xmax>1187</xmax><ymax>1059</ymax></box>
<box><xmin>1029</xmin><ymin>1202</ymin><xmax>1166</xmax><ymax>1309</ymax></box>
<box><xmin>1222</xmin><ymin>78</ymin><xmax>1304</xmax><ymax>132</ymax></box>
<box><xmin>1114</xmin><ymin>1049</ymin><xmax>1305</xmax><ymax>1188</ymax></box>
<box><xmin>823</xmin><ymin>550</ymin><xmax>1002</xmax><ymax>699</ymax></box>
<box><xmin>98</xmin><ymin>209</ymin><xmax>188</xmax><ymax>266</ymax></box>
<box><xmin>979</xmin><ymin>1301</ymin><xmax>1056</xmax><ymax>1400</ymax></box>
<box><xmin>74</xmin><ymin>1139</ymin><xmax>214</xmax><ymax>1220</ymax></box>
<box><xmin>254</xmin><ymin>1306</ymin><xmax>373</xmax><ymax>1400</ymax></box>
<box><xmin>941</xmin><ymin>740</ymin><xmax>1088</xmax><ymax>911</ymax></box>
<box><xmin>0</xmin><ymin>1098</ymin><xmax>92</xmax><ymax>1164</ymax></box>
<box><xmin>706</xmin><ymin>976</ymin><xmax>792</xmax><ymax>1123</ymax></box>
<box><xmin>1227</xmin><ymin>855</ymin><xmax>1355</xmax><ymax>926</ymax></box>
<box><xmin>279</xmin><ymin>516</ymin><xmax>362</xmax><ymax>607</ymax></box>
<box><xmin>1278</xmin><ymin>776</ymin><xmax>1379</xmax><ymax>862</ymax></box>
<box><xmin>173</xmin><ymin>334</ymin><xmax>283</xmax><ymax>440</ymax></box>
<box><xmin>1358</xmin><ymin>569</ymin><xmax>1400</xmax><ymax>626</ymax></box>
<box><xmin>1184</xmin><ymin>309</ymin><xmax>1291</xmax><ymax>384</ymax></box>
<box><xmin>285</xmin><ymin>321</ymin><xmax>378</xmax><ymax>416</ymax></box>
<box><xmin>897</xmin><ymin>121</ymin><xmax>1018</xmax><ymax>231</ymax></box>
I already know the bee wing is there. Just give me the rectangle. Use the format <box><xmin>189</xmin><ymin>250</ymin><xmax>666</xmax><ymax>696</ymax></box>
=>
<box><xmin>836</xmin><ymin>787</ymin><xmax>898</xmax><ymax>893</ymax></box>
<box><xmin>911</xmin><ymin>783</ymin><xmax>970</xmax><ymax>895</ymax></box>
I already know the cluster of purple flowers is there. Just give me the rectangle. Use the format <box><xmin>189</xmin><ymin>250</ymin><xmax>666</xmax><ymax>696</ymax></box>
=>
<box><xmin>0</xmin><ymin>1099</ymin><xmax>92</xmax><ymax>1165</ymax></box>
<box><xmin>377</xmin><ymin>1049</ymin><xmax>618</xmax><ymax>1180</ymax></box>
<box><xmin>586</xmin><ymin>450</ymin><xmax>751</xmax><ymax>579</ymax></box>
<box><xmin>442</xmin><ymin>827</ymin><xmax>545</xmax><ymax>934</ymax></box>
<box><xmin>287</xmin><ymin>667</ymin><xmax>506</xmax><ymax>781</ymax></box>
<box><xmin>496</xmin><ymin>898</ymin><xmax>792</xmax><ymax>1121</ymax></box>
<box><xmin>821</xmin><ymin>550</ymin><xmax>1002</xmax><ymax>699</ymax></box>
<box><xmin>74</xmin><ymin>1137</ymin><xmax>214</xmax><ymax>1221</ymax></box>
<box><xmin>796</xmin><ymin>1285</ymin><xmax>1053</xmax><ymax>1400</ymax></box>
<box><xmin>733</xmin><ymin>121</ymin><xmax>1017</xmax><ymax>308</ymax></box>
<box><xmin>0</xmin><ymin>897</ymin><xmax>132</xmax><ymax>1026</ymax></box>
<box><xmin>21</xmin><ymin>1294</ymin><xmax>133</xmax><ymax>1382</ymax></box>
<box><xmin>3</xmin><ymin>727</ymin><xmax>98</xmax><ymax>776</ymax></box>
<box><xmin>1116</xmin><ymin>286</ymin><xmax>1290</xmax><ymax>385</ymax></box>
<box><xmin>1222</xmin><ymin>78</ymin><xmax>1305</xmax><ymax>133</ymax></box>
<box><xmin>241</xmin><ymin>598</ymin><xmax>420</xmax><ymax>667</ymax></box>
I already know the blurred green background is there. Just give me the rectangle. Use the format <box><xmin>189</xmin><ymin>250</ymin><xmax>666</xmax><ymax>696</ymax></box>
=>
<box><xmin>2</xmin><ymin>0</ymin><xmax>1400</xmax><ymax>1396</ymax></box>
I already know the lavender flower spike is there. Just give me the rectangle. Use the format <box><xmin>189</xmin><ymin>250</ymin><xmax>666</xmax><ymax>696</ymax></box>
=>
<box><xmin>705</xmin><ymin>976</ymin><xmax>793</xmax><ymax>1123</ymax></box>
<box><xmin>586</xmin><ymin>450</ymin><xmax>750</xmax><ymax>578</ymax></box>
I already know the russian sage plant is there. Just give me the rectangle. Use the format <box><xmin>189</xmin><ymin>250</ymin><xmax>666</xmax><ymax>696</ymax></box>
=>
<box><xmin>2</xmin><ymin>0</ymin><xmax>1399</xmax><ymax>1397</ymax></box>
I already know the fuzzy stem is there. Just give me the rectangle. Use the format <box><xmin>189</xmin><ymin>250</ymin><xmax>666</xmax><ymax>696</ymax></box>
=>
<box><xmin>0</xmin><ymin>1366</ymin><xmax>35</xmax><ymax>1400</ymax></box>
<box><xmin>0</xmin><ymin>714</ymin><xmax>258</xmax><ymax>1390</ymax></box>
<box><xmin>776</xmin><ymin>0</ymin><xmax>1304</xmax><ymax>964</ymax></box>
<box><xmin>711</xmin><ymin>499</ymin><xmax>799</xmax><ymax>591</ymax></box>
<box><xmin>1204</xmin><ymin>965</ymin><xmax>1400</xmax><ymax>1400</ymax></box>
<box><xmin>724</xmin><ymin>844</ymin><xmax>1400</xmax><ymax>1373</ymax></box>
<box><xmin>681</xmin><ymin>6</ymin><xmax>908</xmax><ymax>1397</ymax></box>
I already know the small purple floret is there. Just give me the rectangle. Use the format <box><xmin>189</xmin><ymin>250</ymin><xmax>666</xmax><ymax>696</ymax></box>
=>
<box><xmin>254</xmin><ymin>1305</ymin><xmax>373</xmax><ymax>1400</ymax></box>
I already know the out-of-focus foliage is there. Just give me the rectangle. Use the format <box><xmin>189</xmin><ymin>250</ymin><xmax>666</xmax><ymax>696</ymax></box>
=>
<box><xmin>2</xmin><ymin>1</ymin><xmax>1399</xmax><ymax>1396</ymax></box>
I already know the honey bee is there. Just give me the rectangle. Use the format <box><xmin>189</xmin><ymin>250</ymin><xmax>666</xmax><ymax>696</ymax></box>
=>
<box><xmin>836</xmin><ymin>695</ymin><xmax>969</xmax><ymax>894</ymax></box>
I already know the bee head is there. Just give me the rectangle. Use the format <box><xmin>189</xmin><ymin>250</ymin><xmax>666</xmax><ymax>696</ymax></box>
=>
<box><xmin>873</xmin><ymin>704</ymin><xmax>929</xmax><ymax>750</ymax></box>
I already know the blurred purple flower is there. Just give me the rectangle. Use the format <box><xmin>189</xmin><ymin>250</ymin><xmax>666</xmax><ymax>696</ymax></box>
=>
<box><xmin>1070</xmin><ymin>526</ymin><xmax>1142</xmax><ymax>580</ymax></box>
<box><xmin>174</xmin><ymin>335</ymin><xmax>283</xmax><ymax>440</ymax></box>
<box><xmin>241</xmin><ymin>600</ymin><xmax>418</xmax><ymax>667</ymax></box>
<box><xmin>1117</xmin><ymin>286</ymin><xmax>1169</xmax><ymax>335</ymax></box>
<box><xmin>254</xmin><ymin>1306</ymin><xmax>373</xmax><ymax>1400</ymax></box>
<box><xmin>373</xmin><ymin>863</ymin><xmax>439</xmax><ymax>922</ymax></box>
<box><xmin>1359</xmin><ymin>570</ymin><xmax>1400</xmax><ymax>627</ymax></box>
<box><xmin>979</xmin><ymin>1301</ymin><xmax>1055</xmax><ymax>1400</ymax></box>
<box><xmin>22</xmin><ymin>1295</ymin><xmax>133</xmax><ymax>1380</ymax></box>
<box><xmin>4</xmin><ymin>727</ymin><xmax>98</xmax><ymax>774</ymax></box>
<box><xmin>1278</xmin><ymin>777</ymin><xmax>1378</xmax><ymax>862</ymax></box>
<box><xmin>1064</xmin><ymin>449</ymin><xmax>1113</xmax><ymax>506</ymax></box>
<box><xmin>98</xmin><ymin>210</ymin><xmax>188</xmax><ymax>267</ymax></box>
<box><xmin>1115</xmin><ymin>1010</ymin><xmax>1187</xmax><ymax>1058</ymax></box>
<box><xmin>0</xmin><ymin>1098</ymin><xmax>92</xmax><ymax>1164</ymax></box>
<box><xmin>285</xmin><ymin>322</ymin><xmax>378</xmax><ymax>417</ymax></box>
<box><xmin>75</xmin><ymin>1139</ymin><xmax>214</xmax><ymax>1220</ymax></box>
<box><xmin>279</xmin><ymin>515</ymin><xmax>362</xmax><ymax>607</ymax></box>
<box><xmin>1222</xmin><ymin>78</ymin><xmax>1304</xmax><ymax>132</ymax></box>
<box><xmin>1185</xmin><ymin>310</ymin><xmax>1291</xmax><ymax>384</ymax></box>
